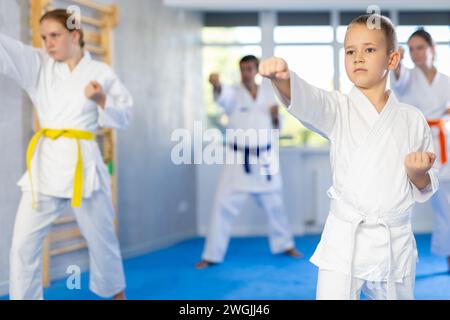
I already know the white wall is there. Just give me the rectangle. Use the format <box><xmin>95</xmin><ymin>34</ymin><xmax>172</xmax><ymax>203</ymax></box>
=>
<box><xmin>0</xmin><ymin>0</ymin><xmax>35</xmax><ymax>297</ymax></box>
<box><xmin>112</xmin><ymin>0</ymin><xmax>203</xmax><ymax>258</ymax></box>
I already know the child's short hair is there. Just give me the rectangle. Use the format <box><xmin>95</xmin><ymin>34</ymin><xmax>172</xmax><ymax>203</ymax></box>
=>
<box><xmin>349</xmin><ymin>14</ymin><xmax>398</xmax><ymax>53</ymax></box>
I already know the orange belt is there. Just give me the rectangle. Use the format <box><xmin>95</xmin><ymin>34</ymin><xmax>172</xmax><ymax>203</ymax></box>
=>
<box><xmin>427</xmin><ymin>119</ymin><xmax>447</xmax><ymax>165</ymax></box>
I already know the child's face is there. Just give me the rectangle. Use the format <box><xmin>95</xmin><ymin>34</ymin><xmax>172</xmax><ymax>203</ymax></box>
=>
<box><xmin>344</xmin><ymin>24</ymin><xmax>399</xmax><ymax>89</ymax></box>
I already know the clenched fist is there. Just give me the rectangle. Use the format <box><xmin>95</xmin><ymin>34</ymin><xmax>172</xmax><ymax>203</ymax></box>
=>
<box><xmin>258</xmin><ymin>57</ymin><xmax>290</xmax><ymax>80</ymax></box>
<box><xmin>85</xmin><ymin>80</ymin><xmax>106</xmax><ymax>109</ymax></box>
<box><xmin>259</xmin><ymin>57</ymin><xmax>292</xmax><ymax>103</ymax></box>
<box><xmin>405</xmin><ymin>152</ymin><xmax>436</xmax><ymax>189</ymax></box>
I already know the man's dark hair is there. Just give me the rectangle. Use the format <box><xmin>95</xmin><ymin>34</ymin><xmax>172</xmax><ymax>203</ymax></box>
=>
<box><xmin>239</xmin><ymin>55</ymin><xmax>259</xmax><ymax>68</ymax></box>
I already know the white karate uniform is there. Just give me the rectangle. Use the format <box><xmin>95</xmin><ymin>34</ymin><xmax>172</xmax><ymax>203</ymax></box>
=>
<box><xmin>390</xmin><ymin>65</ymin><xmax>450</xmax><ymax>119</ymax></box>
<box><xmin>201</xmin><ymin>81</ymin><xmax>295</xmax><ymax>263</ymax></box>
<box><xmin>0</xmin><ymin>33</ymin><xmax>132</xmax><ymax>299</ymax></box>
<box><xmin>276</xmin><ymin>71</ymin><xmax>438</xmax><ymax>300</ymax></box>
<box><xmin>391</xmin><ymin>66</ymin><xmax>450</xmax><ymax>257</ymax></box>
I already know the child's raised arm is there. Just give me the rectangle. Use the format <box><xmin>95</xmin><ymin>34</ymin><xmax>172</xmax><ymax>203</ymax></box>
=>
<box><xmin>259</xmin><ymin>56</ymin><xmax>339</xmax><ymax>140</ymax></box>
<box><xmin>259</xmin><ymin>57</ymin><xmax>291</xmax><ymax>104</ymax></box>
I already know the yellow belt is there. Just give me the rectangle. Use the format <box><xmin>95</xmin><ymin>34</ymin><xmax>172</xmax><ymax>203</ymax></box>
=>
<box><xmin>26</xmin><ymin>129</ymin><xmax>95</xmax><ymax>208</ymax></box>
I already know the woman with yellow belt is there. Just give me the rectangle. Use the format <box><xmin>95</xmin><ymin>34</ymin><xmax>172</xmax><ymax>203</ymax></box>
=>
<box><xmin>0</xmin><ymin>9</ymin><xmax>132</xmax><ymax>299</ymax></box>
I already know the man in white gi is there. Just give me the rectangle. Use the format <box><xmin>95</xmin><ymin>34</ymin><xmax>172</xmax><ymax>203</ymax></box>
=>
<box><xmin>260</xmin><ymin>14</ymin><xmax>438</xmax><ymax>299</ymax></box>
<box><xmin>196</xmin><ymin>55</ymin><xmax>302</xmax><ymax>269</ymax></box>
<box><xmin>390</xmin><ymin>29</ymin><xmax>450</xmax><ymax>271</ymax></box>
<box><xmin>1</xmin><ymin>9</ymin><xmax>132</xmax><ymax>299</ymax></box>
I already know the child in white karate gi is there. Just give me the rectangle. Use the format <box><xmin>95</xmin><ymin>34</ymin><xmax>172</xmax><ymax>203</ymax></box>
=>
<box><xmin>260</xmin><ymin>14</ymin><xmax>439</xmax><ymax>300</ymax></box>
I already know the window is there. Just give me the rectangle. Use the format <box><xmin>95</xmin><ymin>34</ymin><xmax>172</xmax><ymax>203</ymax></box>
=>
<box><xmin>274</xmin><ymin>26</ymin><xmax>333</xmax><ymax>43</ymax></box>
<box><xmin>274</xmin><ymin>13</ymin><xmax>332</xmax><ymax>147</ymax></box>
<box><xmin>274</xmin><ymin>44</ymin><xmax>333</xmax><ymax>147</ymax></box>
<box><xmin>202</xmin><ymin>27</ymin><xmax>261</xmax><ymax>44</ymax></box>
<box><xmin>202</xmin><ymin>26</ymin><xmax>261</xmax><ymax>133</ymax></box>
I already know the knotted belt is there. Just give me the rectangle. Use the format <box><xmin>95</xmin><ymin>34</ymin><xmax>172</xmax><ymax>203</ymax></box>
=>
<box><xmin>27</xmin><ymin>128</ymin><xmax>95</xmax><ymax>208</ymax></box>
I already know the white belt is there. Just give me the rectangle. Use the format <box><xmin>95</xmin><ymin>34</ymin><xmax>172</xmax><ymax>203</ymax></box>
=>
<box><xmin>327</xmin><ymin>186</ymin><xmax>412</xmax><ymax>299</ymax></box>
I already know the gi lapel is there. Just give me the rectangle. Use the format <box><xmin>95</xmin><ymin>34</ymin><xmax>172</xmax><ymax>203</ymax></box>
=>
<box><xmin>344</xmin><ymin>89</ymin><xmax>398</xmax><ymax>193</ymax></box>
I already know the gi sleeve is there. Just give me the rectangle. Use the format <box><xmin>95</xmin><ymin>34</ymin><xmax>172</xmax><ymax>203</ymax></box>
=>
<box><xmin>262</xmin><ymin>78</ymin><xmax>278</xmax><ymax>107</ymax></box>
<box><xmin>214</xmin><ymin>84</ymin><xmax>238</xmax><ymax>116</ymax></box>
<box><xmin>390</xmin><ymin>64</ymin><xmax>412</xmax><ymax>96</ymax></box>
<box><xmin>261</xmin><ymin>79</ymin><xmax>282</xmax><ymax>129</ymax></box>
<box><xmin>272</xmin><ymin>70</ymin><xmax>339</xmax><ymax>139</ymax></box>
<box><xmin>411</xmin><ymin>118</ymin><xmax>439</xmax><ymax>203</ymax></box>
<box><xmin>0</xmin><ymin>33</ymin><xmax>42</xmax><ymax>91</ymax></box>
<box><xmin>98</xmin><ymin>70</ymin><xmax>133</xmax><ymax>130</ymax></box>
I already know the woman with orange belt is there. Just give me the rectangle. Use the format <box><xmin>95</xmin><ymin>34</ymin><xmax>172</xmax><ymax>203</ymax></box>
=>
<box><xmin>391</xmin><ymin>28</ymin><xmax>450</xmax><ymax>272</ymax></box>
